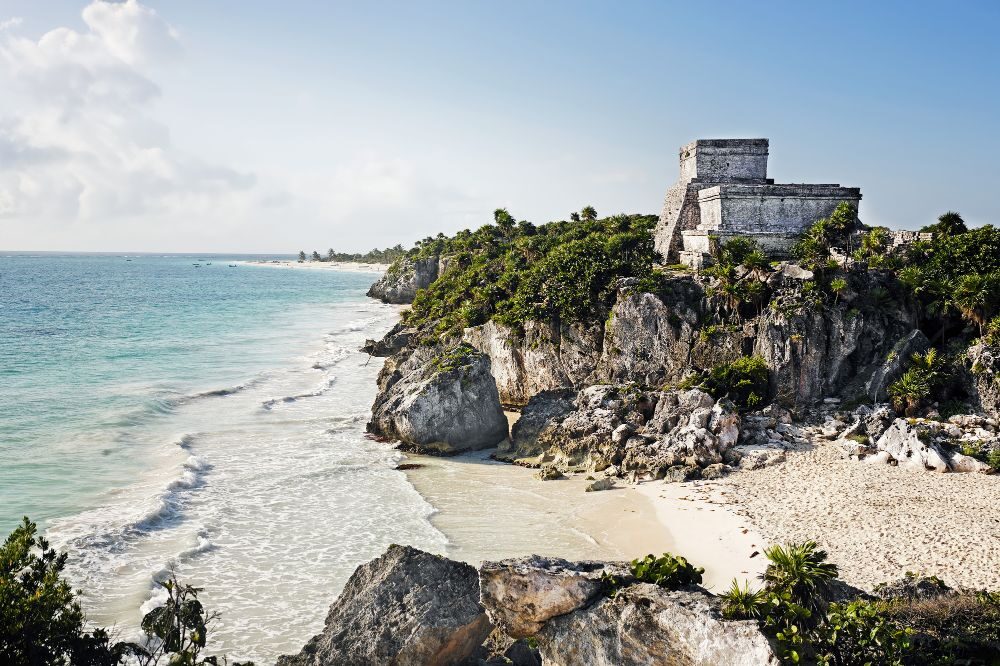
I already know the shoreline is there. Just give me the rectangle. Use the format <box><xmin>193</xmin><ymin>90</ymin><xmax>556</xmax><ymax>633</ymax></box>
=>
<box><xmin>236</xmin><ymin>259</ymin><xmax>389</xmax><ymax>273</ymax></box>
<box><xmin>399</xmin><ymin>449</ymin><xmax>767</xmax><ymax>592</ymax></box>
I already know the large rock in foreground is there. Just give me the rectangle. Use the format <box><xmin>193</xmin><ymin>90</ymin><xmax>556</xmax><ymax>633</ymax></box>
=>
<box><xmin>366</xmin><ymin>256</ymin><xmax>440</xmax><ymax>304</ymax></box>
<box><xmin>369</xmin><ymin>343</ymin><xmax>509</xmax><ymax>454</ymax></box>
<box><xmin>479</xmin><ymin>555</ymin><xmax>778</xmax><ymax>666</ymax></box>
<box><xmin>276</xmin><ymin>545</ymin><xmax>491</xmax><ymax>666</ymax></box>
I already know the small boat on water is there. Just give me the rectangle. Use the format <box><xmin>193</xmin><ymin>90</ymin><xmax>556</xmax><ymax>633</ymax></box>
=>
<box><xmin>193</xmin><ymin>263</ymin><xmax>201</xmax><ymax>267</ymax></box>
<box><xmin>228</xmin><ymin>264</ymin><xmax>237</xmax><ymax>267</ymax></box>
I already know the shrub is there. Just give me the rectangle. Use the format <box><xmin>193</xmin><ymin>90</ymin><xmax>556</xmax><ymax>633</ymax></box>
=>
<box><xmin>602</xmin><ymin>552</ymin><xmax>704</xmax><ymax>597</ymax></box>
<box><xmin>0</xmin><ymin>518</ymin><xmax>249</xmax><ymax>666</ymax></box>
<box><xmin>888</xmin><ymin>349</ymin><xmax>947</xmax><ymax>415</ymax></box>
<box><xmin>694</xmin><ymin>356</ymin><xmax>770</xmax><ymax>410</ymax></box>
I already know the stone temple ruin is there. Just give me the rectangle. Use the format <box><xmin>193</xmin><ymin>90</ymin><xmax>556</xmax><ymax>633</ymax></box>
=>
<box><xmin>654</xmin><ymin>139</ymin><xmax>862</xmax><ymax>267</ymax></box>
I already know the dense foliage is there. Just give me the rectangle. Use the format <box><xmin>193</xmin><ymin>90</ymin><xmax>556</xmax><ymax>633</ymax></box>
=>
<box><xmin>679</xmin><ymin>356</ymin><xmax>770</xmax><ymax>410</ymax></box>
<box><xmin>1</xmin><ymin>518</ymin><xmax>249</xmax><ymax>666</ymax></box>
<box><xmin>721</xmin><ymin>541</ymin><xmax>1000</xmax><ymax>665</ymax></box>
<box><xmin>400</xmin><ymin>208</ymin><xmax>659</xmax><ymax>338</ymax></box>
<box><xmin>601</xmin><ymin>552</ymin><xmax>704</xmax><ymax>597</ymax></box>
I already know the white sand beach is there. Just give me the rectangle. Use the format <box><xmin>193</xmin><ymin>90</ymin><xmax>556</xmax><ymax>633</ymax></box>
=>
<box><xmin>717</xmin><ymin>440</ymin><xmax>1000</xmax><ymax>591</ymax></box>
<box><xmin>402</xmin><ymin>450</ymin><xmax>767</xmax><ymax>592</ymax></box>
<box><xmin>237</xmin><ymin>260</ymin><xmax>389</xmax><ymax>273</ymax></box>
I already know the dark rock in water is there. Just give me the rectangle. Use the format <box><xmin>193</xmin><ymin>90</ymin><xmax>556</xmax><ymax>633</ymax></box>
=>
<box><xmin>368</xmin><ymin>344</ymin><xmax>509</xmax><ymax>454</ymax></box>
<box><xmin>367</xmin><ymin>257</ymin><xmax>440</xmax><ymax>304</ymax></box>
<box><xmin>276</xmin><ymin>545</ymin><xmax>491</xmax><ymax>666</ymax></box>
<box><xmin>395</xmin><ymin>463</ymin><xmax>425</xmax><ymax>471</ymax></box>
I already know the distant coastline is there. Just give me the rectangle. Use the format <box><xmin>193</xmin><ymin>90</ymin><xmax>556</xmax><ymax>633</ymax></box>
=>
<box><xmin>236</xmin><ymin>259</ymin><xmax>389</xmax><ymax>273</ymax></box>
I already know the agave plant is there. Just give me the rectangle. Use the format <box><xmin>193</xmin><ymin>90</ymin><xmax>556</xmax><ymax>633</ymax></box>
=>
<box><xmin>760</xmin><ymin>541</ymin><xmax>838</xmax><ymax>613</ymax></box>
<box><xmin>720</xmin><ymin>579</ymin><xmax>767</xmax><ymax>620</ymax></box>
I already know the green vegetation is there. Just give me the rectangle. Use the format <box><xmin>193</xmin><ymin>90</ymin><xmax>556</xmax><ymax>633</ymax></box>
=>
<box><xmin>704</xmin><ymin>237</ymin><xmax>771</xmax><ymax>315</ymax></box>
<box><xmin>721</xmin><ymin>542</ymin><xmax>1000</xmax><ymax>665</ymax></box>
<box><xmin>297</xmin><ymin>245</ymin><xmax>408</xmax><ymax>264</ymax></box>
<box><xmin>888</xmin><ymin>349</ymin><xmax>948</xmax><ymax>416</ymax></box>
<box><xmin>1</xmin><ymin>517</ymin><xmax>250</xmax><ymax>666</ymax></box>
<box><xmin>428</xmin><ymin>343</ymin><xmax>478</xmax><ymax>375</ymax></box>
<box><xmin>681</xmin><ymin>356</ymin><xmax>769</xmax><ymax>410</ymax></box>
<box><xmin>398</xmin><ymin>209</ymin><xmax>658</xmax><ymax>339</ymax></box>
<box><xmin>601</xmin><ymin>552</ymin><xmax>704</xmax><ymax>597</ymax></box>
<box><xmin>792</xmin><ymin>203</ymin><xmax>861</xmax><ymax>271</ymax></box>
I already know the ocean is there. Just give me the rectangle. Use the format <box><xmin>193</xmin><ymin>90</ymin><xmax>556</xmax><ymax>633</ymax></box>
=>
<box><xmin>0</xmin><ymin>254</ymin><xmax>446</xmax><ymax>662</ymax></box>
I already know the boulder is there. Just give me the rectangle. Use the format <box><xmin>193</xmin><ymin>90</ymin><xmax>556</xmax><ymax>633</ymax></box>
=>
<box><xmin>535</xmin><ymin>584</ymin><xmax>779</xmax><ymax>665</ymax></box>
<box><xmin>732</xmin><ymin>443</ymin><xmax>786</xmax><ymax>470</ymax></box>
<box><xmin>368</xmin><ymin>344</ymin><xmax>508</xmax><ymax>454</ymax></box>
<box><xmin>874</xmin><ymin>419</ymin><xmax>950</xmax><ymax>472</ymax></box>
<box><xmin>966</xmin><ymin>342</ymin><xmax>1000</xmax><ymax>419</ymax></box>
<box><xmin>478</xmin><ymin>556</ymin><xmax>624</xmax><ymax>638</ymax></box>
<box><xmin>361</xmin><ymin>323</ymin><xmax>417</xmax><ymax>357</ymax></box>
<box><xmin>277</xmin><ymin>545</ymin><xmax>491</xmax><ymax>666</ymax></box>
<box><xmin>585</xmin><ymin>477</ymin><xmax>615</xmax><ymax>492</ymax></box>
<box><xmin>367</xmin><ymin>256</ymin><xmax>440</xmax><ymax>304</ymax></box>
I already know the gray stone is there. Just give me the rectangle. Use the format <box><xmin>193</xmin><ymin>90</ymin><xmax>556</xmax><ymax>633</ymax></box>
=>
<box><xmin>478</xmin><ymin>556</ymin><xmax>623</xmax><ymax>638</ymax></box>
<box><xmin>874</xmin><ymin>419</ymin><xmax>950</xmax><ymax>472</ymax></box>
<box><xmin>864</xmin><ymin>330</ymin><xmax>930</xmax><ymax>401</ymax></box>
<box><xmin>654</xmin><ymin>138</ymin><xmax>861</xmax><ymax>263</ymax></box>
<box><xmin>700</xmin><ymin>462</ymin><xmax>729</xmax><ymax>480</ymax></box>
<box><xmin>368</xmin><ymin>344</ymin><xmax>508</xmax><ymax>454</ymax></box>
<box><xmin>535</xmin><ymin>583</ymin><xmax>779</xmax><ymax>666</ymax></box>
<box><xmin>733</xmin><ymin>443</ymin><xmax>786</xmax><ymax>470</ymax></box>
<box><xmin>276</xmin><ymin>545</ymin><xmax>491</xmax><ymax>666</ymax></box>
<box><xmin>586</xmin><ymin>477</ymin><xmax>616</xmax><ymax>492</ymax></box>
<box><xmin>367</xmin><ymin>256</ymin><xmax>440</xmax><ymax>304</ymax></box>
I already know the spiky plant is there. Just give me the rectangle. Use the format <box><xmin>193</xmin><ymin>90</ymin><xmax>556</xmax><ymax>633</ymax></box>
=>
<box><xmin>721</xmin><ymin>579</ymin><xmax>767</xmax><ymax>620</ymax></box>
<box><xmin>761</xmin><ymin>541</ymin><xmax>839</xmax><ymax>613</ymax></box>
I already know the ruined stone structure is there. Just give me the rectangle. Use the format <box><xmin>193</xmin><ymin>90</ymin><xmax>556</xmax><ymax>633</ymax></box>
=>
<box><xmin>654</xmin><ymin>139</ymin><xmax>862</xmax><ymax>265</ymax></box>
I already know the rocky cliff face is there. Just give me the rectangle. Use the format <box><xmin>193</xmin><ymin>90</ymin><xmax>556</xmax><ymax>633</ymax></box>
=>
<box><xmin>455</xmin><ymin>270</ymin><xmax>918</xmax><ymax>411</ymax></box>
<box><xmin>368</xmin><ymin>343</ymin><xmax>509</xmax><ymax>454</ymax></box>
<box><xmin>967</xmin><ymin>342</ymin><xmax>1000</xmax><ymax>419</ymax></box>
<box><xmin>366</xmin><ymin>256</ymin><xmax>441</xmax><ymax>304</ymax></box>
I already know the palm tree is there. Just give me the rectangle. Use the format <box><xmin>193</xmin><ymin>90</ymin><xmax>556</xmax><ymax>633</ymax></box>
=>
<box><xmin>580</xmin><ymin>205</ymin><xmax>597</xmax><ymax>222</ymax></box>
<box><xmin>952</xmin><ymin>272</ymin><xmax>1000</xmax><ymax>335</ymax></box>
<box><xmin>297</xmin><ymin>250</ymin><xmax>306</xmax><ymax>262</ymax></box>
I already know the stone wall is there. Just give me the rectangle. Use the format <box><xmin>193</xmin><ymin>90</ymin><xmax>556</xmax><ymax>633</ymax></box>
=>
<box><xmin>654</xmin><ymin>138</ymin><xmax>862</xmax><ymax>264</ymax></box>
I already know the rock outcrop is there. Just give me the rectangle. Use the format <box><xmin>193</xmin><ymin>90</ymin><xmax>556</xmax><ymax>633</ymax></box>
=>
<box><xmin>499</xmin><ymin>385</ymin><xmax>740</xmax><ymax>479</ymax></box>
<box><xmin>463</xmin><ymin>320</ymin><xmax>603</xmax><ymax>408</ymax></box>
<box><xmin>368</xmin><ymin>343</ymin><xmax>508</xmax><ymax>454</ymax></box>
<box><xmin>821</xmin><ymin>411</ymin><xmax>998</xmax><ymax>473</ymax></box>
<box><xmin>276</xmin><ymin>545</ymin><xmax>491</xmax><ymax>666</ymax></box>
<box><xmin>366</xmin><ymin>256</ymin><xmax>440</xmax><ymax>304</ymax></box>
<box><xmin>443</xmin><ymin>271</ymin><xmax>916</xmax><ymax>411</ymax></box>
<box><xmin>479</xmin><ymin>555</ymin><xmax>778</xmax><ymax>666</ymax></box>
<box><xmin>967</xmin><ymin>342</ymin><xmax>1000</xmax><ymax>419</ymax></box>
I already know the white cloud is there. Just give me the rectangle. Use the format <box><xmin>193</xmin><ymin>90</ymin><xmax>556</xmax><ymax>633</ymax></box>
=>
<box><xmin>0</xmin><ymin>17</ymin><xmax>23</xmax><ymax>31</ymax></box>
<box><xmin>0</xmin><ymin>1</ymin><xmax>254</xmax><ymax>236</ymax></box>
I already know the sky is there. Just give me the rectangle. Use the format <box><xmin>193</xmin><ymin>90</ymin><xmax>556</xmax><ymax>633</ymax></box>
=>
<box><xmin>0</xmin><ymin>1</ymin><xmax>998</xmax><ymax>253</ymax></box>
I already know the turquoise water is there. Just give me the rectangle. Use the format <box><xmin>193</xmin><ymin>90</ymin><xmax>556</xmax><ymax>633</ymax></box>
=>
<box><xmin>0</xmin><ymin>254</ymin><xmax>445</xmax><ymax>661</ymax></box>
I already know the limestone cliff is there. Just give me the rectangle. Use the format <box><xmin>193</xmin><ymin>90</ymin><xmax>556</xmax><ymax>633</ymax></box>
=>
<box><xmin>366</xmin><ymin>256</ymin><xmax>441</xmax><ymax>304</ymax></box>
<box><xmin>454</xmin><ymin>270</ymin><xmax>918</xmax><ymax>411</ymax></box>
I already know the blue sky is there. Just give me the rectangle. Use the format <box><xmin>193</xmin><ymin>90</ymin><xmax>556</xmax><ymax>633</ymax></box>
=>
<box><xmin>1</xmin><ymin>0</ymin><xmax>997</xmax><ymax>252</ymax></box>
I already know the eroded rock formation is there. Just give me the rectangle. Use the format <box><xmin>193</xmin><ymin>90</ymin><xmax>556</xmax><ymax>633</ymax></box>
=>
<box><xmin>368</xmin><ymin>343</ymin><xmax>508</xmax><ymax>454</ymax></box>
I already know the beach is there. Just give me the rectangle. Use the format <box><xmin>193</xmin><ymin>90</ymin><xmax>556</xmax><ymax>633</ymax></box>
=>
<box><xmin>716</xmin><ymin>439</ymin><xmax>1000</xmax><ymax>591</ymax></box>
<box><xmin>402</xmin><ymin>450</ymin><xmax>768</xmax><ymax>592</ymax></box>
<box><xmin>236</xmin><ymin>259</ymin><xmax>390</xmax><ymax>273</ymax></box>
